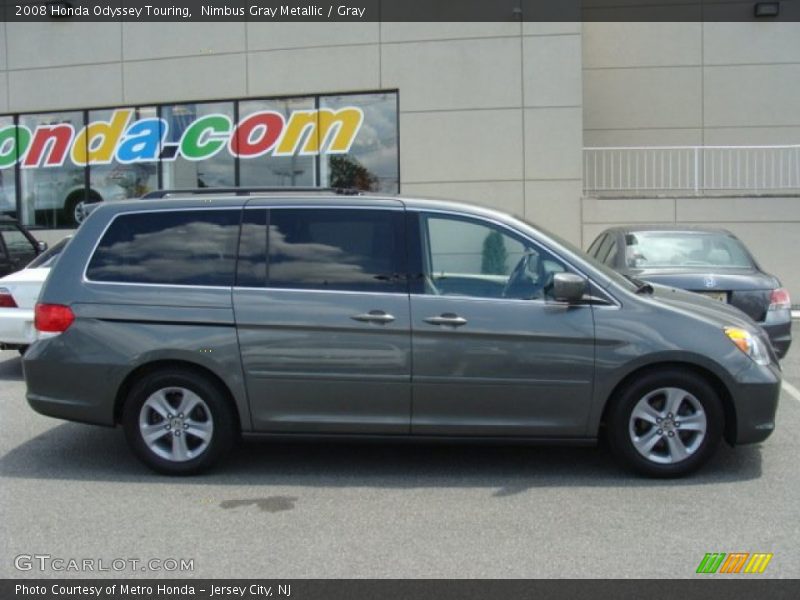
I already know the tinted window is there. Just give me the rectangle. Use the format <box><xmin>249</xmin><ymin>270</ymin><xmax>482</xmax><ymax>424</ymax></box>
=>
<box><xmin>422</xmin><ymin>213</ymin><xmax>567</xmax><ymax>300</ymax></box>
<box><xmin>86</xmin><ymin>210</ymin><xmax>241</xmax><ymax>286</ymax></box>
<box><xmin>267</xmin><ymin>208</ymin><xmax>405</xmax><ymax>292</ymax></box>
<box><xmin>236</xmin><ymin>209</ymin><xmax>267</xmax><ymax>287</ymax></box>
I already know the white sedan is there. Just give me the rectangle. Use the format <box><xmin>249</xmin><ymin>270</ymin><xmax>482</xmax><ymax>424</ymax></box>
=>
<box><xmin>0</xmin><ymin>237</ymin><xmax>70</xmax><ymax>353</ymax></box>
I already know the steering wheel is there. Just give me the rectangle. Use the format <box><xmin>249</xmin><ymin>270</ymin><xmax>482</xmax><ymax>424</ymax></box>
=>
<box><xmin>502</xmin><ymin>252</ymin><xmax>544</xmax><ymax>299</ymax></box>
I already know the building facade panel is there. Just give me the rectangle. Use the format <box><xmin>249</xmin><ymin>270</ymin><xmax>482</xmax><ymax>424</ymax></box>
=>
<box><xmin>582</xmin><ymin>22</ymin><xmax>701</xmax><ymax>69</ymax></box>
<box><xmin>247</xmin><ymin>45</ymin><xmax>380</xmax><ymax>97</ymax></box>
<box><xmin>123</xmin><ymin>54</ymin><xmax>247</xmax><ymax>104</ymax></box>
<box><xmin>399</xmin><ymin>109</ymin><xmax>524</xmax><ymax>183</ymax></box>
<box><xmin>523</xmin><ymin>34</ymin><xmax>582</xmax><ymax>107</ymax></box>
<box><xmin>9</xmin><ymin>63</ymin><xmax>123</xmax><ymax>112</ymax></box>
<box><xmin>381</xmin><ymin>37</ymin><xmax>522</xmax><ymax>112</ymax></box>
<box><xmin>122</xmin><ymin>22</ymin><xmax>247</xmax><ymax>61</ymax></box>
<box><xmin>6</xmin><ymin>22</ymin><xmax>122</xmax><ymax>69</ymax></box>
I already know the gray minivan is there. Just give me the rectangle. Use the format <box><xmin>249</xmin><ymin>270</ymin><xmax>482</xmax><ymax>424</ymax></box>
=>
<box><xmin>23</xmin><ymin>191</ymin><xmax>782</xmax><ymax>477</ymax></box>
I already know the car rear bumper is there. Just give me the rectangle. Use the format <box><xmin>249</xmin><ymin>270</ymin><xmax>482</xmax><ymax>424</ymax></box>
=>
<box><xmin>0</xmin><ymin>308</ymin><xmax>35</xmax><ymax>347</ymax></box>
<box><xmin>730</xmin><ymin>362</ymin><xmax>782</xmax><ymax>445</ymax></box>
<box><xmin>761</xmin><ymin>317</ymin><xmax>792</xmax><ymax>360</ymax></box>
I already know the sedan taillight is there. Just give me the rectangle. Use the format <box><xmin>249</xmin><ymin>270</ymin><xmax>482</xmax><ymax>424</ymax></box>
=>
<box><xmin>768</xmin><ymin>288</ymin><xmax>791</xmax><ymax>311</ymax></box>
<box><xmin>0</xmin><ymin>287</ymin><xmax>17</xmax><ymax>308</ymax></box>
<box><xmin>34</xmin><ymin>303</ymin><xmax>75</xmax><ymax>333</ymax></box>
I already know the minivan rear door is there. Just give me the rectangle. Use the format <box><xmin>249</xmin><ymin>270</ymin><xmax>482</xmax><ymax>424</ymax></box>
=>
<box><xmin>408</xmin><ymin>210</ymin><xmax>596</xmax><ymax>437</ymax></box>
<box><xmin>233</xmin><ymin>203</ymin><xmax>412</xmax><ymax>434</ymax></box>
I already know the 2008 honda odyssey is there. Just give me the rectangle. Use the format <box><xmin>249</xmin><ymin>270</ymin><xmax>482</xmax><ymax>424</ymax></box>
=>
<box><xmin>23</xmin><ymin>190</ymin><xmax>782</xmax><ymax>477</ymax></box>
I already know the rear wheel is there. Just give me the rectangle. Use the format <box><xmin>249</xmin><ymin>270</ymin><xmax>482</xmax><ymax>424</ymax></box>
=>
<box><xmin>606</xmin><ymin>369</ymin><xmax>724</xmax><ymax>477</ymax></box>
<box><xmin>122</xmin><ymin>369</ymin><xmax>237</xmax><ymax>475</ymax></box>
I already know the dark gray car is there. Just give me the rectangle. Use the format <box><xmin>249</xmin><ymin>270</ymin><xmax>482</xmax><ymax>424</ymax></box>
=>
<box><xmin>587</xmin><ymin>226</ymin><xmax>792</xmax><ymax>359</ymax></box>
<box><xmin>23</xmin><ymin>192</ymin><xmax>782</xmax><ymax>477</ymax></box>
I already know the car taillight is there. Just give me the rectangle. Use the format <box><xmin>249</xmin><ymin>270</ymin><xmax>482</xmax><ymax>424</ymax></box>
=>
<box><xmin>0</xmin><ymin>287</ymin><xmax>17</xmax><ymax>308</ymax></box>
<box><xmin>34</xmin><ymin>303</ymin><xmax>75</xmax><ymax>333</ymax></box>
<box><xmin>768</xmin><ymin>288</ymin><xmax>791</xmax><ymax>311</ymax></box>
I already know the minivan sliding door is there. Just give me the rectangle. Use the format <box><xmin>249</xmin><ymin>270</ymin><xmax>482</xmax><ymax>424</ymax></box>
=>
<box><xmin>232</xmin><ymin>206</ymin><xmax>412</xmax><ymax>434</ymax></box>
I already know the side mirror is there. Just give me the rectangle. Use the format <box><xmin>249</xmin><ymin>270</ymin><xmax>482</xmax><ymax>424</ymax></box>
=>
<box><xmin>36</xmin><ymin>241</ymin><xmax>48</xmax><ymax>253</ymax></box>
<box><xmin>552</xmin><ymin>272</ymin><xmax>587</xmax><ymax>303</ymax></box>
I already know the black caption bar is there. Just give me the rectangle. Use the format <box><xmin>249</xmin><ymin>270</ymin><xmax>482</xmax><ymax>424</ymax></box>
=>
<box><xmin>2</xmin><ymin>580</ymin><xmax>800</xmax><ymax>600</ymax></box>
<box><xmin>3</xmin><ymin>0</ymin><xmax>800</xmax><ymax>22</ymax></box>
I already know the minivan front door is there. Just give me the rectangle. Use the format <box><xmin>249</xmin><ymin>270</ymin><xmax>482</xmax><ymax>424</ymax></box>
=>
<box><xmin>409</xmin><ymin>211</ymin><xmax>595</xmax><ymax>437</ymax></box>
<box><xmin>233</xmin><ymin>206</ymin><xmax>411</xmax><ymax>434</ymax></box>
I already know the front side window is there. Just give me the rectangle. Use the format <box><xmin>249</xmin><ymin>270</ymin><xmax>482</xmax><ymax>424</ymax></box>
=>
<box><xmin>421</xmin><ymin>213</ymin><xmax>567</xmax><ymax>300</ymax></box>
<box><xmin>86</xmin><ymin>210</ymin><xmax>241</xmax><ymax>286</ymax></box>
<box><xmin>267</xmin><ymin>208</ymin><xmax>406</xmax><ymax>293</ymax></box>
<box><xmin>0</xmin><ymin>224</ymin><xmax>35</xmax><ymax>259</ymax></box>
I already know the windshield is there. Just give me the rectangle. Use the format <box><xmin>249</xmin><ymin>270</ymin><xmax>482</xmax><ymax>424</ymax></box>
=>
<box><xmin>624</xmin><ymin>231</ymin><xmax>754</xmax><ymax>269</ymax></box>
<box><xmin>26</xmin><ymin>236</ymin><xmax>71</xmax><ymax>269</ymax></box>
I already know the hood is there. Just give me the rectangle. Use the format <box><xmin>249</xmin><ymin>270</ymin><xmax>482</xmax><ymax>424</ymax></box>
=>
<box><xmin>628</xmin><ymin>267</ymin><xmax>777</xmax><ymax>292</ymax></box>
<box><xmin>644</xmin><ymin>283</ymin><xmax>760</xmax><ymax>331</ymax></box>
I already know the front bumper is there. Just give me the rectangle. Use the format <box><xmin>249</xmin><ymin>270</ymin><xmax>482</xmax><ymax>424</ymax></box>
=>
<box><xmin>730</xmin><ymin>361</ymin><xmax>782</xmax><ymax>445</ymax></box>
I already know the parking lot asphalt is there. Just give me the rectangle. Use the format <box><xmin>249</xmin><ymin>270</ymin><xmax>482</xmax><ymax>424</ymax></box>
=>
<box><xmin>1</xmin><ymin>323</ymin><xmax>799</xmax><ymax>579</ymax></box>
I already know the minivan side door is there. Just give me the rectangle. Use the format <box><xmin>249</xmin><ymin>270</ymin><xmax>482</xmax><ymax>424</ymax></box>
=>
<box><xmin>408</xmin><ymin>211</ymin><xmax>596</xmax><ymax>437</ymax></box>
<box><xmin>233</xmin><ymin>205</ymin><xmax>412</xmax><ymax>434</ymax></box>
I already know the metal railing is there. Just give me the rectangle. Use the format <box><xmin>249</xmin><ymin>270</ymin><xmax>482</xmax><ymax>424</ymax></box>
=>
<box><xmin>583</xmin><ymin>145</ymin><xmax>800</xmax><ymax>194</ymax></box>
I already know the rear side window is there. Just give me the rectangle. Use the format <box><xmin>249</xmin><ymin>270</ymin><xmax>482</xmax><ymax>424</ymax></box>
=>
<box><xmin>267</xmin><ymin>208</ymin><xmax>406</xmax><ymax>293</ymax></box>
<box><xmin>86</xmin><ymin>210</ymin><xmax>241</xmax><ymax>286</ymax></box>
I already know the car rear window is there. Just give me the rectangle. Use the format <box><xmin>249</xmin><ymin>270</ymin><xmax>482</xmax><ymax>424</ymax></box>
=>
<box><xmin>624</xmin><ymin>231</ymin><xmax>754</xmax><ymax>269</ymax></box>
<box><xmin>86</xmin><ymin>209</ymin><xmax>241</xmax><ymax>286</ymax></box>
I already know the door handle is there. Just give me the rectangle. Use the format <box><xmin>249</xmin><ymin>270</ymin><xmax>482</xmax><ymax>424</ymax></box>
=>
<box><xmin>424</xmin><ymin>313</ymin><xmax>468</xmax><ymax>327</ymax></box>
<box><xmin>351</xmin><ymin>310</ymin><xmax>396</xmax><ymax>324</ymax></box>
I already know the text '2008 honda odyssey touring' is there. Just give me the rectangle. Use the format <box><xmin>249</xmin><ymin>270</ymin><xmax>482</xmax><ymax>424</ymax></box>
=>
<box><xmin>23</xmin><ymin>190</ymin><xmax>782</xmax><ymax>477</ymax></box>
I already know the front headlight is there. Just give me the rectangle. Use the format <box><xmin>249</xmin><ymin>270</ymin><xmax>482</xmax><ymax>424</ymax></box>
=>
<box><xmin>724</xmin><ymin>327</ymin><xmax>770</xmax><ymax>366</ymax></box>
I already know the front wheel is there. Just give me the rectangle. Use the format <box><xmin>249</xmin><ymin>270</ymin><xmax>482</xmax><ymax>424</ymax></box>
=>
<box><xmin>606</xmin><ymin>369</ymin><xmax>724</xmax><ymax>478</ymax></box>
<box><xmin>122</xmin><ymin>369</ymin><xmax>237</xmax><ymax>475</ymax></box>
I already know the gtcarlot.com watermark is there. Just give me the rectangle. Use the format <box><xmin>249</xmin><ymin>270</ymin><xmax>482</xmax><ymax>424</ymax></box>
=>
<box><xmin>14</xmin><ymin>554</ymin><xmax>194</xmax><ymax>573</ymax></box>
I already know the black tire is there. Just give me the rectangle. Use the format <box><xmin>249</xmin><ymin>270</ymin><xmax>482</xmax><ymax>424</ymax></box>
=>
<box><xmin>63</xmin><ymin>191</ymin><xmax>101</xmax><ymax>227</ymax></box>
<box><xmin>606</xmin><ymin>369</ymin><xmax>724</xmax><ymax>478</ymax></box>
<box><xmin>17</xmin><ymin>346</ymin><xmax>29</xmax><ymax>356</ymax></box>
<box><xmin>122</xmin><ymin>369</ymin><xmax>237</xmax><ymax>475</ymax></box>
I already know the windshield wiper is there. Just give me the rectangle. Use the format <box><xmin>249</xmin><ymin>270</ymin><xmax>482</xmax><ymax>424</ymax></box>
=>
<box><xmin>625</xmin><ymin>275</ymin><xmax>654</xmax><ymax>295</ymax></box>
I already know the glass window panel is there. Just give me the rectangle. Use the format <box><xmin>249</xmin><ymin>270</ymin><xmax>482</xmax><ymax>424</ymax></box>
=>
<box><xmin>19</xmin><ymin>111</ymin><xmax>85</xmax><ymax>228</ymax></box>
<box><xmin>88</xmin><ymin>107</ymin><xmax>158</xmax><ymax>212</ymax></box>
<box><xmin>320</xmin><ymin>92</ymin><xmax>398</xmax><ymax>193</ymax></box>
<box><xmin>238</xmin><ymin>97</ymin><xmax>316</xmax><ymax>188</ymax></box>
<box><xmin>268</xmin><ymin>208</ymin><xmax>406</xmax><ymax>293</ymax></box>
<box><xmin>86</xmin><ymin>209</ymin><xmax>241</xmax><ymax>286</ymax></box>
<box><xmin>422</xmin><ymin>214</ymin><xmax>567</xmax><ymax>300</ymax></box>
<box><xmin>161</xmin><ymin>102</ymin><xmax>235</xmax><ymax>190</ymax></box>
<box><xmin>0</xmin><ymin>224</ymin><xmax>36</xmax><ymax>260</ymax></box>
<box><xmin>236</xmin><ymin>209</ymin><xmax>267</xmax><ymax>288</ymax></box>
<box><xmin>0</xmin><ymin>116</ymin><xmax>15</xmax><ymax>217</ymax></box>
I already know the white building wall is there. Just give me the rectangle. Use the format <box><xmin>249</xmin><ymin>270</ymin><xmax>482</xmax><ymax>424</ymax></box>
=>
<box><xmin>0</xmin><ymin>21</ymin><xmax>586</xmax><ymax>244</ymax></box>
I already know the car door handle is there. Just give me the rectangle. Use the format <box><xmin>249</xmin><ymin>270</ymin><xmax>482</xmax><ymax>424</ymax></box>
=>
<box><xmin>351</xmin><ymin>310</ymin><xmax>396</xmax><ymax>324</ymax></box>
<box><xmin>424</xmin><ymin>313</ymin><xmax>468</xmax><ymax>327</ymax></box>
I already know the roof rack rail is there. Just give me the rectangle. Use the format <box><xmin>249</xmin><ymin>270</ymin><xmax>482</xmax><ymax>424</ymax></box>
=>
<box><xmin>140</xmin><ymin>187</ymin><xmax>363</xmax><ymax>199</ymax></box>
